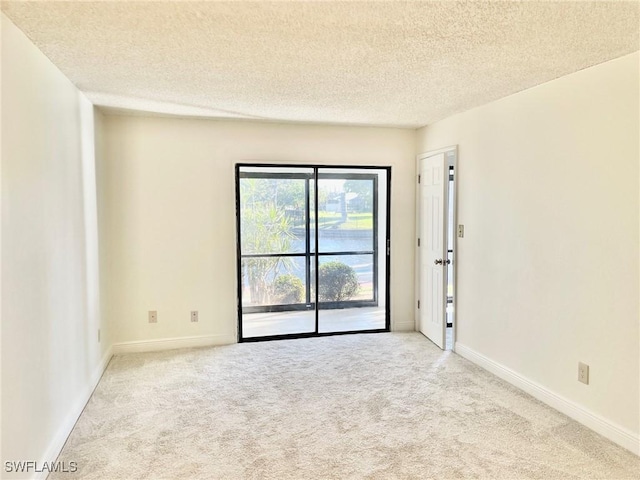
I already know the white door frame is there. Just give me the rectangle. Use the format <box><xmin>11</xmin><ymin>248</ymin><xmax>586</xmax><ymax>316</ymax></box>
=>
<box><xmin>415</xmin><ymin>146</ymin><xmax>458</xmax><ymax>350</ymax></box>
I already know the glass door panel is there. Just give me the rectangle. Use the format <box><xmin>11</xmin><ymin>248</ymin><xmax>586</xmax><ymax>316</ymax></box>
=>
<box><xmin>317</xmin><ymin>177</ymin><xmax>374</xmax><ymax>253</ymax></box>
<box><xmin>317</xmin><ymin>168</ymin><xmax>388</xmax><ymax>333</ymax></box>
<box><xmin>238</xmin><ymin>167</ymin><xmax>315</xmax><ymax>338</ymax></box>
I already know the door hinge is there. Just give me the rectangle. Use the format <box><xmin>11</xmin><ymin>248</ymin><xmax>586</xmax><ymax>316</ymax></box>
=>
<box><xmin>417</xmin><ymin>300</ymin><xmax>420</xmax><ymax>309</ymax></box>
<box><xmin>417</xmin><ymin>238</ymin><xmax>420</xmax><ymax>247</ymax></box>
<box><xmin>387</xmin><ymin>239</ymin><xmax>390</xmax><ymax>255</ymax></box>
<box><xmin>418</xmin><ymin>174</ymin><xmax>421</xmax><ymax>184</ymax></box>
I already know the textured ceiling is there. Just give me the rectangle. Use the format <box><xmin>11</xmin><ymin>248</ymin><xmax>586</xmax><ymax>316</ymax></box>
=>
<box><xmin>2</xmin><ymin>1</ymin><xmax>639</xmax><ymax>128</ymax></box>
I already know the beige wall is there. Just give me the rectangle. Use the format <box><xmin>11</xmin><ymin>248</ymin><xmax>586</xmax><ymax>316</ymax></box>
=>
<box><xmin>1</xmin><ymin>14</ymin><xmax>110</xmax><ymax>477</ymax></box>
<box><xmin>99</xmin><ymin>115</ymin><xmax>416</xmax><ymax>346</ymax></box>
<box><xmin>416</xmin><ymin>53</ymin><xmax>639</xmax><ymax>444</ymax></box>
<box><xmin>95</xmin><ymin>108</ymin><xmax>110</xmax><ymax>351</ymax></box>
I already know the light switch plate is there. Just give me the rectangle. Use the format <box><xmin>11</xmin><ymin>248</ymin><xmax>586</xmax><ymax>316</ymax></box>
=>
<box><xmin>458</xmin><ymin>225</ymin><xmax>464</xmax><ymax>238</ymax></box>
<box><xmin>149</xmin><ymin>311</ymin><xmax>157</xmax><ymax>323</ymax></box>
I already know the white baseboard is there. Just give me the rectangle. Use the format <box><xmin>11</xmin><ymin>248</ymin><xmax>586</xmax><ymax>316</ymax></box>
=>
<box><xmin>455</xmin><ymin>342</ymin><xmax>640</xmax><ymax>456</ymax></box>
<box><xmin>36</xmin><ymin>346</ymin><xmax>113</xmax><ymax>480</ymax></box>
<box><xmin>112</xmin><ymin>333</ymin><xmax>236</xmax><ymax>354</ymax></box>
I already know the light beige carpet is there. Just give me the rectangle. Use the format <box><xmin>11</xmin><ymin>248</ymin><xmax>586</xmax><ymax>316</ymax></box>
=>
<box><xmin>52</xmin><ymin>333</ymin><xmax>639</xmax><ymax>479</ymax></box>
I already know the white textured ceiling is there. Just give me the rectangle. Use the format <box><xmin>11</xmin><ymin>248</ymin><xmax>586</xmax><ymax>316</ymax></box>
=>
<box><xmin>2</xmin><ymin>1</ymin><xmax>639</xmax><ymax>128</ymax></box>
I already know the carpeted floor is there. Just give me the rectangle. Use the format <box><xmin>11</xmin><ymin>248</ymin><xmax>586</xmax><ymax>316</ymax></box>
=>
<box><xmin>52</xmin><ymin>333</ymin><xmax>639</xmax><ymax>479</ymax></box>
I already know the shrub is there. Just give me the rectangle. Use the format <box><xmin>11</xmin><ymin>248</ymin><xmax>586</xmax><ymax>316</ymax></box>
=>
<box><xmin>272</xmin><ymin>274</ymin><xmax>305</xmax><ymax>304</ymax></box>
<box><xmin>318</xmin><ymin>261</ymin><xmax>359</xmax><ymax>301</ymax></box>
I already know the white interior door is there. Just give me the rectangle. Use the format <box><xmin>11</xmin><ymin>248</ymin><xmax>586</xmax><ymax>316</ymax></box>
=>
<box><xmin>419</xmin><ymin>153</ymin><xmax>447</xmax><ymax>348</ymax></box>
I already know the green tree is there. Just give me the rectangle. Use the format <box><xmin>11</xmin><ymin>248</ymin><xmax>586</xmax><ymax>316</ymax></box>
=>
<box><xmin>343</xmin><ymin>179</ymin><xmax>373</xmax><ymax>212</ymax></box>
<box><xmin>273</xmin><ymin>179</ymin><xmax>305</xmax><ymax>209</ymax></box>
<box><xmin>241</xmin><ymin>178</ymin><xmax>298</xmax><ymax>304</ymax></box>
<box><xmin>272</xmin><ymin>274</ymin><xmax>305</xmax><ymax>304</ymax></box>
<box><xmin>318</xmin><ymin>261</ymin><xmax>360</xmax><ymax>301</ymax></box>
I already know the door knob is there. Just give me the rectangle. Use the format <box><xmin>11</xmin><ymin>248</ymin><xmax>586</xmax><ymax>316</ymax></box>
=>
<box><xmin>434</xmin><ymin>259</ymin><xmax>443</xmax><ymax>265</ymax></box>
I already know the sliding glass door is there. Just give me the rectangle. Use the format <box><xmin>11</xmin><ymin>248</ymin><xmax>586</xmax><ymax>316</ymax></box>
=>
<box><xmin>236</xmin><ymin>165</ymin><xmax>390</xmax><ymax>341</ymax></box>
<box><xmin>317</xmin><ymin>169</ymin><xmax>387</xmax><ymax>333</ymax></box>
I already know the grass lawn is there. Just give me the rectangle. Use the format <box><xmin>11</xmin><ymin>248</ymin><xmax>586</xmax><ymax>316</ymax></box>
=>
<box><xmin>308</xmin><ymin>212</ymin><xmax>373</xmax><ymax>230</ymax></box>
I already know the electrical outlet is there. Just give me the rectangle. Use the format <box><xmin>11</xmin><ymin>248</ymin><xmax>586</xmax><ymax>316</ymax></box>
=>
<box><xmin>458</xmin><ymin>225</ymin><xmax>464</xmax><ymax>238</ymax></box>
<box><xmin>149</xmin><ymin>311</ymin><xmax>157</xmax><ymax>323</ymax></box>
<box><xmin>191</xmin><ymin>311</ymin><xmax>198</xmax><ymax>322</ymax></box>
<box><xmin>578</xmin><ymin>362</ymin><xmax>589</xmax><ymax>385</ymax></box>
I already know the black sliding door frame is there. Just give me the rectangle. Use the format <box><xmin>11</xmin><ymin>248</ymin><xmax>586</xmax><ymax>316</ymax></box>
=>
<box><xmin>235</xmin><ymin>164</ymin><xmax>391</xmax><ymax>342</ymax></box>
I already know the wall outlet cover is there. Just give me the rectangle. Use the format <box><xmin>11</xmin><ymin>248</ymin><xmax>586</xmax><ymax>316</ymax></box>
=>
<box><xmin>578</xmin><ymin>362</ymin><xmax>589</xmax><ymax>385</ymax></box>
